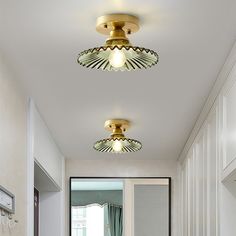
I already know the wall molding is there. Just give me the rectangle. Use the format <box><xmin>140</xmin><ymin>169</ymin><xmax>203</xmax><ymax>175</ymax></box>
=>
<box><xmin>178</xmin><ymin>41</ymin><xmax>236</xmax><ymax>163</ymax></box>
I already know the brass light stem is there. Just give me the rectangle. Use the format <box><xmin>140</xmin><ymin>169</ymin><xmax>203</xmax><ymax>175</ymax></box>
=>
<box><xmin>106</xmin><ymin>24</ymin><xmax>130</xmax><ymax>46</ymax></box>
<box><xmin>104</xmin><ymin>119</ymin><xmax>130</xmax><ymax>139</ymax></box>
<box><xmin>111</xmin><ymin>126</ymin><xmax>125</xmax><ymax>139</ymax></box>
<box><xmin>110</xmin><ymin>23</ymin><xmax>126</xmax><ymax>38</ymax></box>
<box><xmin>96</xmin><ymin>14</ymin><xmax>138</xmax><ymax>47</ymax></box>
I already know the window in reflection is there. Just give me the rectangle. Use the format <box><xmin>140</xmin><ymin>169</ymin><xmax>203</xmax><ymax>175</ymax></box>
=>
<box><xmin>72</xmin><ymin>205</ymin><xmax>104</xmax><ymax>236</ymax></box>
<box><xmin>71</xmin><ymin>180</ymin><xmax>123</xmax><ymax>236</ymax></box>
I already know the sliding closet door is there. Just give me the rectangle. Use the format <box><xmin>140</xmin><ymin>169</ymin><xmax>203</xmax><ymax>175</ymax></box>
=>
<box><xmin>124</xmin><ymin>179</ymin><xmax>170</xmax><ymax>236</ymax></box>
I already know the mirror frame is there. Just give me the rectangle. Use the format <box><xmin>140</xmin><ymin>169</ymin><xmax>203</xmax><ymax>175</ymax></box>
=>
<box><xmin>69</xmin><ymin>177</ymin><xmax>171</xmax><ymax>236</ymax></box>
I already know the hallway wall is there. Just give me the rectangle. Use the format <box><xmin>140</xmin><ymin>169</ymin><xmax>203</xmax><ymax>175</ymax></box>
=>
<box><xmin>0</xmin><ymin>53</ymin><xmax>28</xmax><ymax>236</ymax></box>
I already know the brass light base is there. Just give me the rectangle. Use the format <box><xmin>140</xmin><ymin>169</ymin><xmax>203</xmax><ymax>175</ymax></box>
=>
<box><xmin>96</xmin><ymin>14</ymin><xmax>140</xmax><ymax>36</ymax></box>
<box><xmin>104</xmin><ymin>119</ymin><xmax>131</xmax><ymax>133</ymax></box>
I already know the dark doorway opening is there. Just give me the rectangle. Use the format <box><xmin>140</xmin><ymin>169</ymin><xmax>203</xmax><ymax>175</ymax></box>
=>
<box><xmin>34</xmin><ymin>188</ymin><xmax>39</xmax><ymax>236</ymax></box>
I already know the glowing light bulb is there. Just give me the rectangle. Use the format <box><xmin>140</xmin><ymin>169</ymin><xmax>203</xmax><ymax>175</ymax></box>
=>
<box><xmin>113</xmin><ymin>140</ymin><xmax>123</xmax><ymax>152</ymax></box>
<box><xmin>109</xmin><ymin>49</ymin><xmax>126</xmax><ymax>68</ymax></box>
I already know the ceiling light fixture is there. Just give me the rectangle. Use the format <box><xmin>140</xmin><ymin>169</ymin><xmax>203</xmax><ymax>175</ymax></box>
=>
<box><xmin>94</xmin><ymin>119</ymin><xmax>142</xmax><ymax>153</ymax></box>
<box><xmin>78</xmin><ymin>14</ymin><xmax>159</xmax><ymax>71</ymax></box>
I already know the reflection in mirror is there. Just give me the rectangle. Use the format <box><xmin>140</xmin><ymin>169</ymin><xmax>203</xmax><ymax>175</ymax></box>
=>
<box><xmin>70</xmin><ymin>179</ymin><xmax>123</xmax><ymax>236</ymax></box>
<box><xmin>70</xmin><ymin>178</ymin><xmax>171</xmax><ymax>236</ymax></box>
<box><xmin>134</xmin><ymin>184</ymin><xmax>169</xmax><ymax>236</ymax></box>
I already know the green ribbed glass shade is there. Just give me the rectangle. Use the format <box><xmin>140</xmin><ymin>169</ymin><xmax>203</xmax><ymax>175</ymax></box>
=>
<box><xmin>77</xmin><ymin>46</ymin><xmax>158</xmax><ymax>71</ymax></box>
<box><xmin>94</xmin><ymin>137</ymin><xmax>142</xmax><ymax>153</ymax></box>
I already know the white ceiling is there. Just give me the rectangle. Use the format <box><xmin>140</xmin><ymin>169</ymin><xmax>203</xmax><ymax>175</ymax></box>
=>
<box><xmin>0</xmin><ymin>0</ymin><xmax>236</xmax><ymax>160</ymax></box>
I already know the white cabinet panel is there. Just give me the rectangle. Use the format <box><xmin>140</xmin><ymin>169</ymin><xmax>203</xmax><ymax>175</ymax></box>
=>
<box><xmin>221</xmin><ymin>64</ymin><xmax>236</xmax><ymax>169</ymax></box>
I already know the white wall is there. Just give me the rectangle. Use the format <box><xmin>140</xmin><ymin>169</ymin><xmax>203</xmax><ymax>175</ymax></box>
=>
<box><xmin>40</xmin><ymin>192</ymin><xmax>63</xmax><ymax>235</ymax></box>
<box><xmin>39</xmin><ymin>156</ymin><xmax>65</xmax><ymax>236</ymax></box>
<box><xmin>0</xmin><ymin>53</ymin><xmax>27</xmax><ymax>236</ymax></box>
<box><xmin>65</xmin><ymin>159</ymin><xmax>179</xmax><ymax>236</ymax></box>
<box><xmin>30</xmin><ymin>103</ymin><xmax>65</xmax><ymax>236</ymax></box>
<box><xmin>33</xmin><ymin>105</ymin><xmax>64</xmax><ymax>189</ymax></box>
<box><xmin>39</xmin><ymin>157</ymin><xmax>65</xmax><ymax>236</ymax></box>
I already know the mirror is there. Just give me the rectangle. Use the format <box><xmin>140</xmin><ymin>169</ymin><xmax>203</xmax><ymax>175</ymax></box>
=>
<box><xmin>70</xmin><ymin>178</ymin><xmax>171</xmax><ymax>236</ymax></box>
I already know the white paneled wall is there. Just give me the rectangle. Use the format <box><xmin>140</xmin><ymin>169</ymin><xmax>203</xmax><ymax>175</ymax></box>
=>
<box><xmin>179</xmin><ymin>46</ymin><xmax>236</xmax><ymax>236</ymax></box>
<box><xmin>180</xmin><ymin>105</ymin><xmax>219</xmax><ymax>236</ymax></box>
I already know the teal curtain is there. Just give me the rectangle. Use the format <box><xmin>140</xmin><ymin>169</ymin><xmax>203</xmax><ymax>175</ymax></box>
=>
<box><xmin>107</xmin><ymin>204</ymin><xmax>123</xmax><ymax>236</ymax></box>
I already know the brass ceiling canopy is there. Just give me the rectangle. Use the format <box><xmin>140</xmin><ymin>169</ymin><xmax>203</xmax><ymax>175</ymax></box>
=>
<box><xmin>78</xmin><ymin>14</ymin><xmax>159</xmax><ymax>71</ymax></box>
<box><xmin>94</xmin><ymin>119</ymin><xmax>142</xmax><ymax>153</ymax></box>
